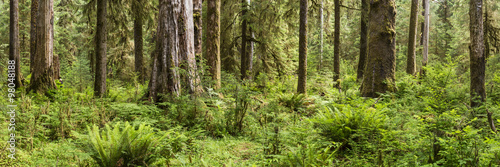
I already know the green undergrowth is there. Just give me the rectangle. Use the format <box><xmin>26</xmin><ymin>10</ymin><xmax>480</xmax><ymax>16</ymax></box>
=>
<box><xmin>1</xmin><ymin>54</ymin><xmax>500</xmax><ymax>166</ymax></box>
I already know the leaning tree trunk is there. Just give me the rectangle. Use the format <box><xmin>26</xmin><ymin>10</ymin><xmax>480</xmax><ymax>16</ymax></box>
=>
<box><xmin>407</xmin><ymin>0</ymin><xmax>419</xmax><ymax>75</ymax></box>
<box><xmin>30</xmin><ymin>0</ymin><xmax>38</xmax><ymax>73</ymax></box>
<box><xmin>206</xmin><ymin>0</ymin><xmax>221</xmax><ymax>89</ymax></box>
<box><xmin>333</xmin><ymin>0</ymin><xmax>340</xmax><ymax>88</ymax></box>
<box><xmin>357</xmin><ymin>0</ymin><xmax>369</xmax><ymax>82</ymax></box>
<box><xmin>133</xmin><ymin>0</ymin><xmax>144</xmax><ymax>83</ymax></box>
<box><xmin>10</xmin><ymin>0</ymin><xmax>23</xmax><ymax>88</ymax></box>
<box><xmin>30</xmin><ymin>0</ymin><xmax>56</xmax><ymax>94</ymax></box>
<box><xmin>297</xmin><ymin>0</ymin><xmax>308</xmax><ymax>94</ymax></box>
<box><xmin>360</xmin><ymin>0</ymin><xmax>397</xmax><ymax>97</ymax></box>
<box><xmin>94</xmin><ymin>0</ymin><xmax>107</xmax><ymax>97</ymax></box>
<box><xmin>179</xmin><ymin>0</ymin><xmax>203</xmax><ymax>94</ymax></box>
<box><xmin>469</xmin><ymin>0</ymin><xmax>485</xmax><ymax>107</ymax></box>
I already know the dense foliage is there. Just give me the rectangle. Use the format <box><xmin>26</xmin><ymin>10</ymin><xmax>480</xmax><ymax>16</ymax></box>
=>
<box><xmin>1</xmin><ymin>0</ymin><xmax>500</xmax><ymax>166</ymax></box>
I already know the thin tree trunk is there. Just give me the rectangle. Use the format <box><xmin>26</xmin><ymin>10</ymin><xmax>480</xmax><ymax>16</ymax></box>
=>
<box><xmin>420</xmin><ymin>0</ymin><xmax>425</xmax><ymax>45</ymax></box>
<box><xmin>360</xmin><ymin>0</ymin><xmax>396</xmax><ymax>97</ymax></box>
<box><xmin>421</xmin><ymin>0</ymin><xmax>429</xmax><ymax>76</ymax></box>
<box><xmin>30</xmin><ymin>0</ymin><xmax>56</xmax><ymax>94</ymax></box>
<box><xmin>297</xmin><ymin>0</ymin><xmax>308</xmax><ymax>94</ymax></box>
<box><xmin>194</xmin><ymin>0</ymin><xmax>202</xmax><ymax>56</ymax></box>
<box><xmin>469</xmin><ymin>0</ymin><xmax>485</xmax><ymax>107</ymax></box>
<box><xmin>240</xmin><ymin>0</ymin><xmax>248</xmax><ymax>80</ymax></box>
<box><xmin>94</xmin><ymin>0</ymin><xmax>107</xmax><ymax>97</ymax></box>
<box><xmin>318</xmin><ymin>0</ymin><xmax>323</xmax><ymax>70</ymax></box>
<box><xmin>334</xmin><ymin>0</ymin><xmax>340</xmax><ymax>88</ymax></box>
<box><xmin>10</xmin><ymin>0</ymin><xmax>23</xmax><ymax>88</ymax></box>
<box><xmin>247</xmin><ymin>26</ymin><xmax>254</xmax><ymax>79</ymax></box>
<box><xmin>206</xmin><ymin>0</ymin><xmax>221</xmax><ymax>89</ymax></box>
<box><xmin>357</xmin><ymin>0</ymin><xmax>369</xmax><ymax>82</ymax></box>
<box><xmin>133</xmin><ymin>1</ymin><xmax>144</xmax><ymax>83</ymax></box>
<box><xmin>30</xmin><ymin>0</ymin><xmax>39</xmax><ymax>73</ymax></box>
<box><xmin>407</xmin><ymin>0</ymin><xmax>419</xmax><ymax>75</ymax></box>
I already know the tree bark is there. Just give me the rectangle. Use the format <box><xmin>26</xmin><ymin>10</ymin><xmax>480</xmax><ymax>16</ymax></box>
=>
<box><xmin>360</xmin><ymin>0</ymin><xmax>397</xmax><ymax>97</ymax></box>
<box><xmin>333</xmin><ymin>0</ymin><xmax>340</xmax><ymax>88</ymax></box>
<box><xmin>194</xmin><ymin>0</ymin><xmax>202</xmax><ymax>56</ymax></box>
<box><xmin>94</xmin><ymin>0</ymin><xmax>107</xmax><ymax>97</ymax></box>
<box><xmin>469</xmin><ymin>0</ymin><xmax>485</xmax><ymax>107</ymax></box>
<box><xmin>407</xmin><ymin>0</ymin><xmax>419</xmax><ymax>75</ymax></box>
<box><xmin>179</xmin><ymin>0</ymin><xmax>203</xmax><ymax>94</ymax></box>
<box><xmin>240</xmin><ymin>0</ymin><xmax>248</xmax><ymax>80</ymax></box>
<box><xmin>133</xmin><ymin>0</ymin><xmax>144</xmax><ymax>83</ymax></box>
<box><xmin>10</xmin><ymin>0</ymin><xmax>23</xmax><ymax>88</ymax></box>
<box><xmin>30</xmin><ymin>0</ymin><xmax>56</xmax><ymax>94</ymax></box>
<box><xmin>147</xmin><ymin>0</ymin><xmax>203</xmax><ymax>101</ymax></box>
<box><xmin>297</xmin><ymin>0</ymin><xmax>308</xmax><ymax>94</ymax></box>
<box><xmin>30</xmin><ymin>0</ymin><xmax>39</xmax><ymax>73</ymax></box>
<box><xmin>318</xmin><ymin>0</ymin><xmax>324</xmax><ymax>71</ymax></box>
<box><xmin>421</xmin><ymin>0</ymin><xmax>429</xmax><ymax>76</ymax></box>
<box><xmin>357</xmin><ymin>0</ymin><xmax>369</xmax><ymax>82</ymax></box>
<box><xmin>206</xmin><ymin>0</ymin><xmax>221</xmax><ymax>89</ymax></box>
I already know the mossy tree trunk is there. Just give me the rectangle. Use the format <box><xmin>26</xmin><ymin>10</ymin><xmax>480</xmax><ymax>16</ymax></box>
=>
<box><xmin>133</xmin><ymin>0</ymin><xmax>145</xmax><ymax>83</ymax></box>
<box><xmin>318</xmin><ymin>0</ymin><xmax>323</xmax><ymax>71</ymax></box>
<box><xmin>30</xmin><ymin>0</ymin><xmax>38</xmax><ymax>73</ymax></box>
<box><xmin>240</xmin><ymin>0</ymin><xmax>248</xmax><ymax>80</ymax></box>
<box><xmin>94</xmin><ymin>0</ymin><xmax>107</xmax><ymax>97</ymax></box>
<box><xmin>10</xmin><ymin>0</ymin><xmax>23</xmax><ymax>89</ymax></box>
<box><xmin>469</xmin><ymin>0</ymin><xmax>485</xmax><ymax>107</ymax></box>
<box><xmin>360</xmin><ymin>0</ymin><xmax>397</xmax><ymax>97</ymax></box>
<box><xmin>297</xmin><ymin>0</ymin><xmax>308</xmax><ymax>94</ymax></box>
<box><xmin>333</xmin><ymin>0</ymin><xmax>340</xmax><ymax>88</ymax></box>
<box><xmin>206</xmin><ymin>0</ymin><xmax>221</xmax><ymax>89</ymax></box>
<box><xmin>30</xmin><ymin>0</ymin><xmax>56</xmax><ymax>94</ymax></box>
<box><xmin>357</xmin><ymin>0</ymin><xmax>369</xmax><ymax>82</ymax></box>
<box><xmin>407</xmin><ymin>0</ymin><xmax>419</xmax><ymax>75</ymax></box>
<box><xmin>194</xmin><ymin>0</ymin><xmax>202</xmax><ymax>57</ymax></box>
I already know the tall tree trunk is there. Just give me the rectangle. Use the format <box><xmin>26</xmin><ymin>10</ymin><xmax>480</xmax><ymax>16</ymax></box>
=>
<box><xmin>333</xmin><ymin>0</ymin><xmax>340</xmax><ymax>88</ymax></box>
<box><xmin>421</xmin><ymin>0</ymin><xmax>429</xmax><ymax>76</ymax></box>
<box><xmin>94</xmin><ymin>0</ymin><xmax>107</xmax><ymax>97</ymax></box>
<box><xmin>147</xmin><ymin>0</ymin><xmax>202</xmax><ymax>101</ymax></box>
<box><xmin>148</xmin><ymin>0</ymin><xmax>181</xmax><ymax>101</ymax></box>
<box><xmin>10</xmin><ymin>0</ymin><xmax>23</xmax><ymax>88</ymax></box>
<box><xmin>133</xmin><ymin>1</ymin><xmax>144</xmax><ymax>83</ymax></box>
<box><xmin>240</xmin><ymin>0</ymin><xmax>248</xmax><ymax>80</ymax></box>
<box><xmin>360</xmin><ymin>0</ymin><xmax>396</xmax><ymax>97</ymax></box>
<box><xmin>420</xmin><ymin>0</ymin><xmax>425</xmax><ymax>45</ymax></box>
<box><xmin>30</xmin><ymin>0</ymin><xmax>56</xmax><ymax>94</ymax></box>
<box><xmin>469</xmin><ymin>0</ymin><xmax>485</xmax><ymax>107</ymax></box>
<box><xmin>297</xmin><ymin>0</ymin><xmax>308</xmax><ymax>94</ymax></box>
<box><xmin>357</xmin><ymin>0</ymin><xmax>369</xmax><ymax>82</ymax></box>
<box><xmin>194</xmin><ymin>0</ymin><xmax>202</xmax><ymax>56</ymax></box>
<box><xmin>407</xmin><ymin>0</ymin><xmax>419</xmax><ymax>75</ymax></box>
<box><xmin>247</xmin><ymin>26</ymin><xmax>254</xmax><ymax>79</ymax></box>
<box><xmin>30</xmin><ymin>0</ymin><xmax>38</xmax><ymax>73</ymax></box>
<box><xmin>179</xmin><ymin>0</ymin><xmax>203</xmax><ymax>94</ymax></box>
<box><xmin>206</xmin><ymin>0</ymin><xmax>221</xmax><ymax>89</ymax></box>
<box><xmin>318</xmin><ymin>0</ymin><xmax>323</xmax><ymax>71</ymax></box>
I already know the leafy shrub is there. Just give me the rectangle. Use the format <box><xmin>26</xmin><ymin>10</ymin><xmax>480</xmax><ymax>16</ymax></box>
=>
<box><xmin>312</xmin><ymin>103</ymin><xmax>387</xmax><ymax>150</ymax></box>
<box><xmin>83</xmin><ymin>122</ymin><xmax>166</xmax><ymax>167</ymax></box>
